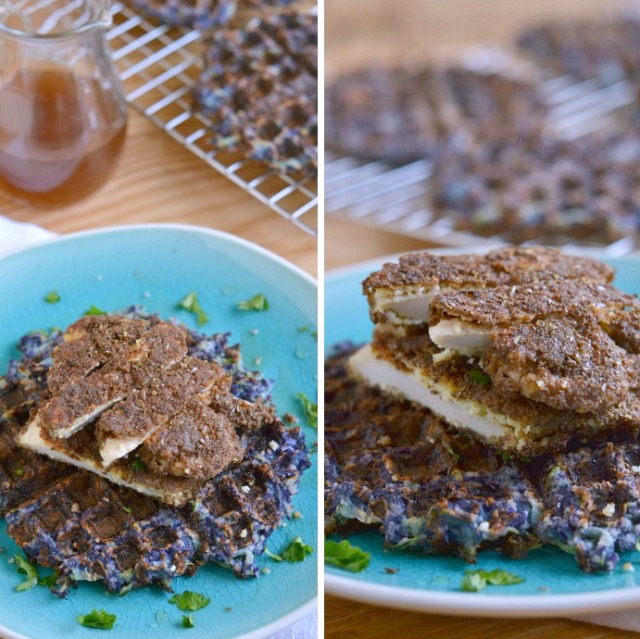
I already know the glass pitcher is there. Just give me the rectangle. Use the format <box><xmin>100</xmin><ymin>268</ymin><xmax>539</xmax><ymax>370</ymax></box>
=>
<box><xmin>0</xmin><ymin>0</ymin><xmax>127</xmax><ymax>207</ymax></box>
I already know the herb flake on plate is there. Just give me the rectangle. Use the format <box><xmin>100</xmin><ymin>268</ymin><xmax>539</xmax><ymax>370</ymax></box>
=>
<box><xmin>282</xmin><ymin>537</ymin><xmax>314</xmax><ymax>562</ymax></box>
<box><xmin>13</xmin><ymin>554</ymin><xmax>38</xmax><ymax>592</ymax></box>
<box><xmin>169</xmin><ymin>591</ymin><xmax>211</xmax><ymax>611</ymax></box>
<box><xmin>325</xmin><ymin>539</ymin><xmax>370</xmax><ymax>573</ymax></box>
<box><xmin>296</xmin><ymin>393</ymin><xmax>317</xmax><ymax>429</ymax></box>
<box><xmin>85</xmin><ymin>305</ymin><xmax>107</xmax><ymax>316</ymax></box>
<box><xmin>178</xmin><ymin>292</ymin><xmax>208</xmax><ymax>326</ymax></box>
<box><xmin>77</xmin><ymin>609</ymin><xmax>117</xmax><ymax>629</ymax></box>
<box><xmin>44</xmin><ymin>290</ymin><xmax>61</xmax><ymax>304</ymax></box>
<box><xmin>182</xmin><ymin>614</ymin><xmax>195</xmax><ymax>628</ymax></box>
<box><xmin>461</xmin><ymin>568</ymin><xmax>524</xmax><ymax>592</ymax></box>
<box><xmin>237</xmin><ymin>293</ymin><xmax>269</xmax><ymax>312</ymax></box>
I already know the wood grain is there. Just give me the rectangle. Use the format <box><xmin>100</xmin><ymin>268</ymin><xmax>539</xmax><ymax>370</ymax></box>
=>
<box><xmin>325</xmin><ymin>1</ymin><xmax>636</xmax><ymax>637</ymax></box>
<box><xmin>1</xmin><ymin>108</ymin><xmax>317</xmax><ymax>277</ymax></box>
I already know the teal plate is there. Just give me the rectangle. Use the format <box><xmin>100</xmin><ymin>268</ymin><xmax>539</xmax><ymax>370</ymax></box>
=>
<box><xmin>0</xmin><ymin>225</ymin><xmax>318</xmax><ymax>639</ymax></box>
<box><xmin>325</xmin><ymin>249</ymin><xmax>640</xmax><ymax>618</ymax></box>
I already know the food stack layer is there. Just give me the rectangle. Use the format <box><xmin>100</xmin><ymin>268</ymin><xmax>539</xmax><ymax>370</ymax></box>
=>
<box><xmin>1</xmin><ymin>314</ymin><xmax>309</xmax><ymax>595</ymax></box>
<box><xmin>326</xmin><ymin>248</ymin><xmax>640</xmax><ymax>572</ymax></box>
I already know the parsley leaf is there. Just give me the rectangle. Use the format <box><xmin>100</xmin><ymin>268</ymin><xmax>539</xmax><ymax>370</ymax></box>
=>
<box><xmin>325</xmin><ymin>539</ymin><xmax>370</xmax><ymax>573</ymax></box>
<box><xmin>131</xmin><ymin>459</ymin><xmax>147</xmax><ymax>472</ymax></box>
<box><xmin>182</xmin><ymin>615</ymin><xmax>195</xmax><ymax>628</ymax></box>
<box><xmin>461</xmin><ymin>569</ymin><xmax>524</xmax><ymax>592</ymax></box>
<box><xmin>177</xmin><ymin>292</ymin><xmax>208</xmax><ymax>326</ymax></box>
<box><xmin>44</xmin><ymin>290</ymin><xmax>61</xmax><ymax>304</ymax></box>
<box><xmin>84</xmin><ymin>305</ymin><xmax>107</xmax><ymax>316</ymax></box>
<box><xmin>77</xmin><ymin>609</ymin><xmax>116</xmax><ymax>629</ymax></box>
<box><xmin>281</xmin><ymin>537</ymin><xmax>313</xmax><ymax>563</ymax></box>
<box><xmin>469</xmin><ymin>369</ymin><xmax>491</xmax><ymax>386</ymax></box>
<box><xmin>296</xmin><ymin>393</ymin><xmax>317</xmax><ymax>429</ymax></box>
<box><xmin>14</xmin><ymin>554</ymin><xmax>38</xmax><ymax>592</ymax></box>
<box><xmin>169</xmin><ymin>591</ymin><xmax>211</xmax><ymax>612</ymax></box>
<box><xmin>13</xmin><ymin>555</ymin><xmax>38</xmax><ymax>592</ymax></box>
<box><xmin>237</xmin><ymin>293</ymin><xmax>269</xmax><ymax>312</ymax></box>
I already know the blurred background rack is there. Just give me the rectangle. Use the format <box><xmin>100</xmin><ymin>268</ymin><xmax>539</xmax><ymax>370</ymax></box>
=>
<box><xmin>326</xmin><ymin>42</ymin><xmax>640</xmax><ymax>254</ymax></box>
<box><xmin>108</xmin><ymin>2</ymin><xmax>318</xmax><ymax>236</ymax></box>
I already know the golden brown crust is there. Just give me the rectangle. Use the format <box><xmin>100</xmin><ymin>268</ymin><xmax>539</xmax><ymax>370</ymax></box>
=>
<box><xmin>140</xmin><ymin>401</ymin><xmax>244</xmax><ymax>479</ymax></box>
<box><xmin>364</xmin><ymin>247</ymin><xmax>614</xmax><ymax>324</ymax></box>
<box><xmin>484</xmin><ymin>317</ymin><xmax>632</xmax><ymax>413</ymax></box>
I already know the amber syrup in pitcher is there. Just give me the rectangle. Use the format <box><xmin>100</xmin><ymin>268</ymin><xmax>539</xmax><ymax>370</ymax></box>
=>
<box><xmin>0</xmin><ymin>67</ymin><xmax>127</xmax><ymax>207</ymax></box>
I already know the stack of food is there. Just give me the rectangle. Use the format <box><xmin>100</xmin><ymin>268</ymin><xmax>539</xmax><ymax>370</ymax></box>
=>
<box><xmin>325</xmin><ymin>247</ymin><xmax>640</xmax><ymax>572</ymax></box>
<box><xmin>2</xmin><ymin>312</ymin><xmax>309</xmax><ymax>595</ymax></box>
<box><xmin>129</xmin><ymin>0</ymin><xmax>318</xmax><ymax>177</ymax></box>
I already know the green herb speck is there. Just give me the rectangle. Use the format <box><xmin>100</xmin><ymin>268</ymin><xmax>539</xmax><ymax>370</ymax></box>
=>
<box><xmin>77</xmin><ymin>609</ymin><xmax>117</xmax><ymax>629</ymax></box>
<box><xmin>237</xmin><ymin>293</ymin><xmax>269</xmax><ymax>312</ymax></box>
<box><xmin>14</xmin><ymin>554</ymin><xmax>38</xmax><ymax>592</ymax></box>
<box><xmin>469</xmin><ymin>370</ymin><xmax>491</xmax><ymax>386</ymax></box>
<box><xmin>182</xmin><ymin>615</ymin><xmax>195</xmax><ymax>628</ymax></box>
<box><xmin>296</xmin><ymin>392</ymin><xmax>317</xmax><ymax>430</ymax></box>
<box><xmin>282</xmin><ymin>537</ymin><xmax>313</xmax><ymax>563</ymax></box>
<box><xmin>169</xmin><ymin>591</ymin><xmax>211</xmax><ymax>612</ymax></box>
<box><xmin>84</xmin><ymin>305</ymin><xmax>107</xmax><ymax>316</ymax></box>
<box><xmin>44</xmin><ymin>290</ymin><xmax>61</xmax><ymax>304</ymax></box>
<box><xmin>325</xmin><ymin>539</ymin><xmax>370</xmax><ymax>573</ymax></box>
<box><xmin>177</xmin><ymin>292</ymin><xmax>208</xmax><ymax>326</ymax></box>
<box><xmin>131</xmin><ymin>459</ymin><xmax>147</xmax><ymax>472</ymax></box>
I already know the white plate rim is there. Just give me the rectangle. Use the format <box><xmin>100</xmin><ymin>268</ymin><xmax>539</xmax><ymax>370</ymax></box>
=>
<box><xmin>0</xmin><ymin>222</ymin><xmax>318</xmax><ymax>639</ymax></box>
<box><xmin>325</xmin><ymin>245</ymin><xmax>640</xmax><ymax>618</ymax></box>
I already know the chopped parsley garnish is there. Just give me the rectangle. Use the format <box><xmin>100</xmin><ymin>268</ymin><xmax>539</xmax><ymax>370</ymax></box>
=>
<box><xmin>38</xmin><ymin>570</ymin><xmax>59</xmax><ymax>588</ymax></box>
<box><xmin>297</xmin><ymin>325</ymin><xmax>310</xmax><ymax>333</ymax></box>
<box><xmin>44</xmin><ymin>290</ymin><xmax>61</xmax><ymax>304</ymax></box>
<box><xmin>13</xmin><ymin>468</ymin><xmax>24</xmax><ymax>477</ymax></box>
<box><xmin>281</xmin><ymin>537</ymin><xmax>313</xmax><ymax>563</ymax></box>
<box><xmin>178</xmin><ymin>292</ymin><xmax>208</xmax><ymax>326</ymax></box>
<box><xmin>296</xmin><ymin>392</ymin><xmax>317</xmax><ymax>429</ymax></box>
<box><xmin>238</xmin><ymin>293</ymin><xmax>269</xmax><ymax>311</ymax></box>
<box><xmin>237</xmin><ymin>293</ymin><xmax>269</xmax><ymax>312</ymax></box>
<box><xmin>461</xmin><ymin>569</ymin><xmax>524</xmax><ymax>592</ymax></box>
<box><xmin>14</xmin><ymin>554</ymin><xmax>38</xmax><ymax>592</ymax></box>
<box><xmin>131</xmin><ymin>459</ymin><xmax>147</xmax><ymax>472</ymax></box>
<box><xmin>497</xmin><ymin>451</ymin><xmax>512</xmax><ymax>462</ymax></box>
<box><xmin>85</xmin><ymin>305</ymin><xmax>107</xmax><ymax>316</ymax></box>
<box><xmin>77</xmin><ymin>609</ymin><xmax>117</xmax><ymax>629</ymax></box>
<box><xmin>182</xmin><ymin>615</ymin><xmax>195</xmax><ymax>628</ymax></box>
<box><xmin>469</xmin><ymin>369</ymin><xmax>491</xmax><ymax>386</ymax></box>
<box><xmin>169</xmin><ymin>591</ymin><xmax>211</xmax><ymax>611</ymax></box>
<box><xmin>325</xmin><ymin>539</ymin><xmax>370</xmax><ymax>573</ymax></box>
<box><xmin>122</xmin><ymin>505</ymin><xmax>132</xmax><ymax>514</ymax></box>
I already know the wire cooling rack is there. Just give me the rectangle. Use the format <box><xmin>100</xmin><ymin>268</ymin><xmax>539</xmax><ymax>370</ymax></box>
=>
<box><xmin>107</xmin><ymin>2</ymin><xmax>317</xmax><ymax>235</ymax></box>
<box><xmin>325</xmin><ymin>45</ymin><xmax>639</xmax><ymax>252</ymax></box>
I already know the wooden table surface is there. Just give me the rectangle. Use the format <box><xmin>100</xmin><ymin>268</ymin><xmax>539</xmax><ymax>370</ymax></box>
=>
<box><xmin>325</xmin><ymin>0</ymin><xmax>638</xmax><ymax>638</ymax></box>
<box><xmin>0</xmin><ymin>109</ymin><xmax>317</xmax><ymax>278</ymax></box>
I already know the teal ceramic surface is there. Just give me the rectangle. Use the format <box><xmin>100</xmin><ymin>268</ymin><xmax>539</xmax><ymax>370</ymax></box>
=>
<box><xmin>0</xmin><ymin>225</ymin><xmax>317</xmax><ymax>639</ymax></box>
<box><xmin>325</xmin><ymin>250</ymin><xmax>640</xmax><ymax>617</ymax></box>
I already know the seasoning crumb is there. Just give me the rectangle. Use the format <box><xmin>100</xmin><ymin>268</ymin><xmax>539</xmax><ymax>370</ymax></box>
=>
<box><xmin>292</xmin><ymin>511</ymin><xmax>302</xmax><ymax>519</ymax></box>
<box><xmin>250</xmin><ymin>328</ymin><xmax>259</xmax><ymax>335</ymax></box>
<box><xmin>143</xmin><ymin>291</ymin><xmax>151</xmax><ymax>299</ymax></box>
<box><xmin>284</xmin><ymin>413</ymin><xmax>298</xmax><ymax>425</ymax></box>
<box><xmin>623</xmin><ymin>562</ymin><xmax>635</xmax><ymax>572</ymax></box>
<box><xmin>384</xmin><ymin>567</ymin><xmax>398</xmax><ymax>574</ymax></box>
<box><xmin>538</xmin><ymin>586</ymin><xmax>550</xmax><ymax>592</ymax></box>
<box><xmin>224</xmin><ymin>607</ymin><xmax>233</xmax><ymax>612</ymax></box>
<box><xmin>254</xmin><ymin>357</ymin><xmax>263</xmax><ymax>366</ymax></box>
<box><xmin>261</xmin><ymin>567</ymin><xmax>270</xmax><ymax>575</ymax></box>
